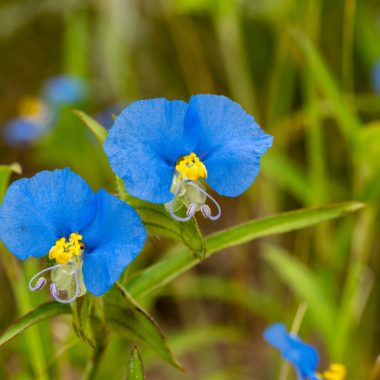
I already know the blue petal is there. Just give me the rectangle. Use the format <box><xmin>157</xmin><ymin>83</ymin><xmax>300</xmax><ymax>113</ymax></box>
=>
<box><xmin>81</xmin><ymin>190</ymin><xmax>146</xmax><ymax>296</ymax></box>
<box><xmin>43</xmin><ymin>76</ymin><xmax>87</xmax><ymax>105</ymax></box>
<box><xmin>264</xmin><ymin>323</ymin><xmax>320</xmax><ymax>379</ymax></box>
<box><xmin>284</xmin><ymin>335</ymin><xmax>319</xmax><ymax>378</ymax></box>
<box><xmin>188</xmin><ymin>94</ymin><xmax>273</xmax><ymax>197</ymax></box>
<box><xmin>104</xmin><ymin>98</ymin><xmax>199</xmax><ymax>203</ymax></box>
<box><xmin>0</xmin><ymin>168</ymin><xmax>97</xmax><ymax>260</ymax></box>
<box><xmin>263</xmin><ymin>323</ymin><xmax>292</xmax><ymax>352</ymax></box>
<box><xmin>373</xmin><ymin>61</ymin><xmax>380</xmax><ymax>94</ymax></box>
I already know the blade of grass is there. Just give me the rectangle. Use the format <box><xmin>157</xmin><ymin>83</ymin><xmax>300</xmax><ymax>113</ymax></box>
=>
<box><xmin>126</xmin><ymin>201</ymin><xmax>364</xmax><ymax>300</ymax></box>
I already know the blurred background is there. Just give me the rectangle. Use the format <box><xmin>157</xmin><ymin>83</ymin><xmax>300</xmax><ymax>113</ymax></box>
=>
<box><xmin>0</xmin><ymin>0</ymin><xmax>380</xmax><ymax>379</ymax></box>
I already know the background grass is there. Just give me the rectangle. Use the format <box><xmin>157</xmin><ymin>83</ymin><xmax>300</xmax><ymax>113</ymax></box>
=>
<box><xmin>0</xmin><ymin>0</ymin><xmax>379</xmax><ymax>379</ymax></box>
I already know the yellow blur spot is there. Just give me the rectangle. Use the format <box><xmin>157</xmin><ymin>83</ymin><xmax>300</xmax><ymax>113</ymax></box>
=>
<box><xmin>321</xmin><ymin>363</ymin><xmax>347</xmax><ymax>380</ymax></box>
<box><xmin>49</xmin><ymin>233</ymin><xmax>85</xmax><ymax>265</ymax></box>
<box><xmin>18</xmin><ymin>97</ymin><xmax>44</xmax><ymax>117</ymax></box>
<box><xmin>176</xmin><ymin>152</ymin><xmax>207</xmax><ymax>181</ymax></box>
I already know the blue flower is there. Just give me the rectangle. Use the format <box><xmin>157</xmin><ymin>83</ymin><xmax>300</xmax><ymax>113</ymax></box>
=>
<box><xmin>95</xmin><ymin>104</ymin><xmax>124</xmax><ymax>130</ymax></box>
<box><xmin>104</xmin><ymin>95</ymin><xmax>273</xmax><ymax>222</ymax></box>
<box><xmin>0</xmin><ymin>168</ymin><xmax>146</xmax><ymax>302</ymax></box>
<box><xmin>42</xmin><ymin>76</ymin><xmax>87</xmax><ymax>106</ymax></box>
<box><xmin>3</xmin><ymin>97</ymin><xmax>54</xmax><ymax>146</ymax></box>
<box><xmin>372</xmin><ymin>61</ymin><xmax>380</xmax><ymax>94</ymax></box>
<box><xmin>263</xmin><ymin>323</ymin><xmax>346</xmax><ymax>380</ymax></box>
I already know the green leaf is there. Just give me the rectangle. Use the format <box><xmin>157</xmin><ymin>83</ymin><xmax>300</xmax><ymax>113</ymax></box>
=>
<box><xmin>73</xmin><ymin>110</ymin><xmax>107</xmax><ymax>144</ymax></box>
<box><xmin>0</xmin><ymin>163</ymin><xmax>21</xmax><ymax>202</ymax></box>
<box><xmin>126</xmin><ymin>201</ymin><xmax>364</xmax><ymax>299</ymax></box>
<box><xmin>72</xmin><ymin>294</ymin><xmax>95</xmax><ymax>347</ymax></box>
<box><xmin>172</xmin><ymin>275</ymin><xmax>282</xmax><ymax>321</ymax></box>
<box><xmin>0</xmin><ymin>302</ymin><xmax>71</xmax><ymax>347</ymax></box>
<box><xmin>262</xmin><ymin>245</ymin><xmax>336</xmax><ymax>341</ymax></box>
<box><xmin>127</xmin><ymin>347</ymin><xmax>145</xmax><ymax>380</ymax></box>
<box><xmin>291</xmin><ymin>30</ymin><xmax>360</xmax><ymax>144</ymax></box>
<box><xmin>105</xmin><ymin>283</ymin><xmax>183</xmax><ymax>370</ymax></box>
<box><xmin>116</xmin><ymin>177</ymin><xmax>205</xmax><ymax>259</ymax></box>
<box><xmin>263</xmin><ymin>152</ymin><xmax>310</xmax><ymax>204</ymax></box>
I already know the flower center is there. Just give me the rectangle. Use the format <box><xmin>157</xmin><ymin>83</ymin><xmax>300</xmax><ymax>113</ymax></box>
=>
<box><xmin>320</xmin><ymin>364</ymin><xmax>346</xmax><ymax>380</ymax></box>
<box><xmin>49</xmin><ymin>232</ymin><xmax>85</xmax><ymax>265</ymax></box>
<box><xmin>176</xmin><ymin>153</ymin><xmax>207</xmax><ymax>181</ymax></box>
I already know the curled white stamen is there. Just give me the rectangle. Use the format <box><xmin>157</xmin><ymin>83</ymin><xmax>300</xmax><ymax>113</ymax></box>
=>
<box><xmin>167</xmin><ymin>179</ymin><xmax>222</xmax><ymax>222</ymax></box>
<box><xmin>50</xmin><ymin>267</ymin><xmax>80</xmax><ymax>304</ymax></box>
<box><xmin>167</xmin><ymin>181</ymin><xmax>195</xmax><ymax>222</ymax></box>
<box><xmin>201</xmin><ymin>204</ymin><xmax>211</xmax><ymax>219</ymax></box>
<box><xmin>187</xmin><ymin>203</ymin><xmax>197</xmax><ymax>217</ymax></box>
<box><xmin>28</xmin><ymin>264</ymin><xmax>62</xmax><ymax>291</ymax></box>
<box><xmin>187</xmin><ymin>181</ymin><xmax>221</xmax><ymax>221</ymax></box>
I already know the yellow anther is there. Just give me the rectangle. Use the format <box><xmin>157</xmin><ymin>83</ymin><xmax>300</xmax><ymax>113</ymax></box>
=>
<box><xmin>49</xmin><ymin>233</ymin><xmax>85</xmax><ymax>265</ymax></box>
<box><xmin>18</xmin><ymin>97</ymin><xmax>44</xmax><ymax>117</ymax></box>
<box><xmin>321</xmin><ymin>363</ymin><xmax>346</xmax><ymax>380</ymax></box>
<box><xmin>176</xmin><ymin>152</ymin><xmax>207</xmax><ymax>181</ymax></box>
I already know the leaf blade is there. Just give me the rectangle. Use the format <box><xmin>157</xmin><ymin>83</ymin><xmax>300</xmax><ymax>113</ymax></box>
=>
<box><xmin>72</xmin><ymin>110</ymin><xmax>107</xmax><ymax>144</ymax></box>
<box><xmin>0</xmin><ymin>163</ymin><xmax>22</xmax><ymax>202</ymax></box>
<box><xmin>126</xmin><ymin>201</ymin><xmax>364</xmax><ymax>299</ymax></box>
<box><xmin>127</xmin><ymin>347</ymin><xmax>146</xmax><ymax>380</ymax></box>
<box><xmin>0</xmin><ymin>302</ymin><xmax>71</xmax><ymax>347</ymax></box>
<box><xmin>105</xmin><ymin>284</ymin><xmax>183</xmax><ymax>370</ymax></box>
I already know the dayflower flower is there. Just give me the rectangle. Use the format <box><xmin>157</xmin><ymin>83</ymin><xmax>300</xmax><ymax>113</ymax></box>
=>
<box><xmin>3</xmin><ymin>75</ymin><xmax>87</xmax><ymax>146</ymax></box>
<box><xmin>42</xmin><ymin>75</ymin><xmax>88</xmax><ymax>106</ymax></box>
<box><xmin>263</xmin><ymin>323</ymin><xmax>346</xmax><ymax>380</ymax></box>
<box><xmin>104</xmin><ymin>94</ymin><xmax>273</xmax><ymax>222</ymax></box>
<box><xmin>3</xmin><ymin>97</ymin><xmax>54</xmax><ymax>145</ymax></box>
<box><xmin>0</xmin><ymin>168</ymin><xmax>146</xmax><ymax>303</ymax></box>
<box><xmin>95</xmin><ymin>103</ymin><xmax>124</xmax><ymax>130</ymax></box>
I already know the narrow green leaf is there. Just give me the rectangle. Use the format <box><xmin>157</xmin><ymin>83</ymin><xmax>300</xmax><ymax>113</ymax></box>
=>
<box><xmin>263</xmin><ymin>153</ymin><xmax>310</xmax><ymax>204</ymax></box>
<box><xmin>127</xmin><ymin>347</ymin><xmax>145</xmax><ymax>380</ymax></box>
<box><xmin>291</xmin><ymin>30</ymin><xmax>360</xmax><ymax>145</ymax></box>
<box><xmin>72</xmin><ymin>294</ymin><xmax>95</xmax><ymax>347</ymax></box>
<box><xmin>172</xmin><ymin>275</ymin><xmax>282</xmax><ymax>321</ymax></box>
<box><xmin>262</xmin><ymin>246</ymin><xmax>336</xmax><ymax>341</ymax></box>
<box><xmin>73</xmin><ymin>110</ymin><xmax>107</xmax><ymax>144</ymax></box>
<box><xmin>116</xmin><ymin>177</ymin><xmax>205</xmax><ymax>259</ymax></box>
<box><xmin>105</xmin><ymin>284</ymin><xmax>183</xmax><ymax>370</ymax></box>
<box><xmin>0</xmin><ymin>302</ymin><xmax>71</xmax><ymax>347</ymax></box>
<box><xmin>0</xmin><ymin>163</ymin><xmax>21</xmax><ymax>202</ymax></box>
<box><xmin>126</xmin><ymin>201</ymin><xmax>364</xmax><ymax>299</ymax></box>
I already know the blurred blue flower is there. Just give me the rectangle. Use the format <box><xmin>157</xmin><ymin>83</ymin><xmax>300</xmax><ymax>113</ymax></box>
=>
<box><xmin>3</xmin><ymin>97</ymin><xmax>54</xmax><ymax>146</ymax></box>
<box><xmin>3</xmin><ymin>76</ymin><xmax>88</xmax><ymax>146</ymax></box>
<box><xmin>0</xmin><ymin>168</ymin><xmax>146</xmax><ymax>302</ymax></box>
<box><xmin>95</xmin><ymin>104</ymin><xmax>124</xmax><ymax>130</ymax></box>
<box><xmin>372</xmin><ymin>61</ymin><xmax>380</xmax><ymax>94</ymax></box>
<box><xmin>43</xmin><ymin>75</ymin><xmax>88</xmax><ymax>106</ymax></box>
<box><xmin>264</xmin><ymin>323</ymin><xmax>346</xmax><ymax>380</ymax></box>
<box><xmin>104</xmin><ymin>95</ymin><xmax>273</xmax><ymax>222</ymax></box>
<box><xmin>264</xmin><ymin>323</ymin><xmax>320</xmax><ymax>380</ymax></box>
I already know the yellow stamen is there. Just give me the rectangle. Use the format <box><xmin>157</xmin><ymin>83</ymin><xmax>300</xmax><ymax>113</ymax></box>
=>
<box><xmin>321</xmin><ymin>363</ymin><xmax>347</xmax><ymax>380</ymax></box>
<box><xmin>176</xmin><ymin>152</ymin><xmax>207</xmax><ymax>181</ymax></box>
<box><xmin>49</xmin><ymin>233</ymin><xmax>85</xmax><ymax>265</ymax></box>
<box><xmin>18</xmin><ymin>97</ymin><xmax>44</xmax><ymax>117</ymax></box>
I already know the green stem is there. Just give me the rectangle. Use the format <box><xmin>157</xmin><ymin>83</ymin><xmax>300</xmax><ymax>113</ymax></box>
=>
<box><xmin>82</xmin><ymin>345</ymin><xmax>106</xmax><ymax>380</ymax></box>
